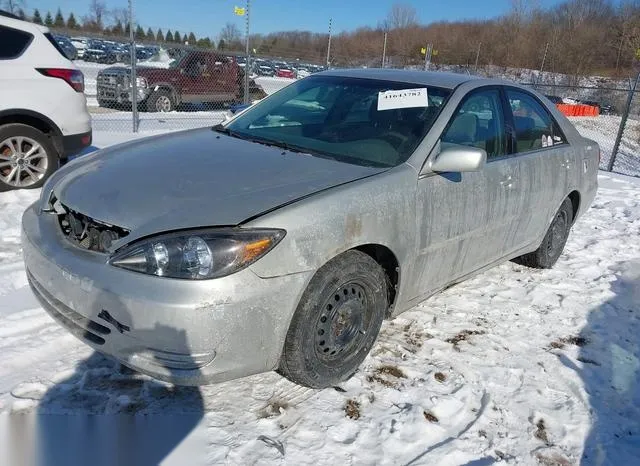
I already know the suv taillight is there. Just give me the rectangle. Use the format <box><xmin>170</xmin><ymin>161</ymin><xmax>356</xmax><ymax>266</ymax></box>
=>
<box><xmin>37</xmin><ymin>68</ymin><xmax>85</xmax><ymax>92</ymax></box>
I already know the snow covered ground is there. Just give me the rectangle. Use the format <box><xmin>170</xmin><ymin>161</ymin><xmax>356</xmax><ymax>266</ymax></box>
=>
<box><xmin>1</xmin><ymin>128</ymin><xmax>640</xmax><ymax>464</ymax></box>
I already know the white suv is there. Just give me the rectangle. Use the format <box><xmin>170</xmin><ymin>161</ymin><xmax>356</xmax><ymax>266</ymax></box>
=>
<box><xmin>0</xmin><ymin>12</ymin><xmax>92</xmax><ymax>191</ymax></box>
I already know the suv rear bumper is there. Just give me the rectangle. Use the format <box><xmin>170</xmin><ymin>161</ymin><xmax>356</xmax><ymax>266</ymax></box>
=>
<box><xmin>62</xmin><ymin>130</ymin><xmax>92</xmax><ymax>157</ymax></box>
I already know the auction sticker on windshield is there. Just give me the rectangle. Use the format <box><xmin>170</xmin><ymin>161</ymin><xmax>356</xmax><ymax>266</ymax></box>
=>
<box><xmin>377</xmin><ymin>88</ymin><xmax>428</xmax><ymax>110</ymax></box>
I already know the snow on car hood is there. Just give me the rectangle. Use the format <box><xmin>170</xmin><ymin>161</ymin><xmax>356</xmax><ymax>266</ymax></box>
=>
<box><xmin>50</xmin><ymin>128</ymin><xmax>385</xmax><ymax>240</ymax></box>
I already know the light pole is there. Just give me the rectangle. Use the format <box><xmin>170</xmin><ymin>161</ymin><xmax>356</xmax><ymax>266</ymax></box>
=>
<box><xmin>382</xmin><ymin>31</ymin><xmax>387</xmax><ymax>68</ymax></box>
<box><xmin>326</xmin><ymin>18</ymin><xmax>332</xmax><ymax>68</ymax></box>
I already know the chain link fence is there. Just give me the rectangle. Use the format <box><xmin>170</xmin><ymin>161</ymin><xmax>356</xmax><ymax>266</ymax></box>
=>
<box><xmin>53</xmin><ymin>29</ymin><xmax>640</xmax><ymax>177</ymax></box>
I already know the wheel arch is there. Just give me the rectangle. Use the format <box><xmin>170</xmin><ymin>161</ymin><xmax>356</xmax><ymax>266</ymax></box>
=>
<box><xmin>0</xmin><ymin>109</ymin><xmax>63</xmax><ymax>156</ymax></box>
<box><xmin>567</xmin><ymin>190</ymin><xmax>580</xmax><ymax>224</ymax></box>
<box><xmin>352</xmin><ymin>243</ymin><xmax>400</xmax><ymax>316</ymax></box>
<box><xmin>148</xmin><ymin>83</ymin><xmax>181</xmax><ymax>105</ymax></box>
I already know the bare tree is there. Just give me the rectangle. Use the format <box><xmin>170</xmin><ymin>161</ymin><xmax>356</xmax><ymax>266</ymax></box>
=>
<box><xmin>87</xmin><ymin>0</ymin><xmax>107</xmax><ymax>28</ymax></box>
<box><xmin>110</xmin><ymin>7</ymin><xmax>128</xmax><ymax>27</ymax></box>
<box><xmin>384</xmin><ymin>3</ymin><xmax>418</xmax><ymax>30</ymax></box>
<box><xmin>3</xmin><ymin>0</ymin><xmax>26</xmax><ymax>15</ymax></box>
<box><xmin>219</xmin><ymin>22</ymin><xmax>242</xmax><ymax>44</ymax></box>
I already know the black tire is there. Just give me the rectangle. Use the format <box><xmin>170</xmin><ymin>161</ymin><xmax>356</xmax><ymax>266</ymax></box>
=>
<box><xmin>0</xmin><ymin>124</ymin><xmax>59</xmax><ymax>192</ymax></box>
<box><xmin>278</xmin><ymin>250</ymin><xmax>388</xmax><ymax>388</ymax></box>
<box><xmin>515</xmin><ymin>198</ymin><xmax>574</xmax><ymax>269</ymax></box>
<box><xmin>146</xmin><ymin>89</ymin><xmax>175</xmax><ymax>113</ymax></box>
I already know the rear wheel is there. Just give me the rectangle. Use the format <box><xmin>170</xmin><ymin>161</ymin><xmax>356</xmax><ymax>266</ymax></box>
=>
<box><xmin>515</xmin><ymin>198</ymin><xmax>573</xmax><ymax>269</ymax></box>
<box><xmin>146</xmin><ymin>89</ymin><xmax>175</xmax><ymax>112</ymax></box>
<box><xmin>0</xmin><ymin>124</ymin><xmax>58</xmax><ymax>192</ymax></box>
<box><xmin>278</xmin><ymin>250</ymin><xmax>388</xmax><ymax>388</ymax></box>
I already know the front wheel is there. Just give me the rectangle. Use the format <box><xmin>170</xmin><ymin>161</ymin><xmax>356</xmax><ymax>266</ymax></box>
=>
<box><xmin>146</xmin><ymin>89</ymin><xmax>175</xmax><ymax>113</ymax></box>
<box><xmin>0</xmin><ymin>124</ymin><xmax>59</xmax><ymax>192</ymax></box>
<box><xmin>278</xmin><ymin>250</ymin><xmax>388</xmax><ymax>388</ymax></box>
<box><xmin>515</xmin><ymin>198</ymin><xmax>574</xmax><ymax>269</ymax></box>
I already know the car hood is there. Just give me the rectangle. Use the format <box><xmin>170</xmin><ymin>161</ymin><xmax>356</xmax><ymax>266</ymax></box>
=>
<box><xmin>52</xmin><ymin>128</ymin><xmax>385</xmax><ymax>240</ymax></box>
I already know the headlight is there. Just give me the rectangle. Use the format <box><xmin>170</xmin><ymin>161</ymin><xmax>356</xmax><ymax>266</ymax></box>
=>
<box><xmin>109</xmin><ymin>228</ymin><xmax>285</xmax><ymax>279</ymax></box>
<box><xmin>136</xmin><ymin>76</ymin><xmax>148</xmax><ymax>88</ymax></box>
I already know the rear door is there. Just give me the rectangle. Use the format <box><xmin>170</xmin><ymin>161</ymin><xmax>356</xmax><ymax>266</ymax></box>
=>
<box><xmin>503</xmin><ymin>87</ymin><xmax>571</xmax><ymax>247</ymax></box>
<box><xmin>412</xmin><ymin>87</ymin><xmax>517</xmax><ymax>298</ymax></box>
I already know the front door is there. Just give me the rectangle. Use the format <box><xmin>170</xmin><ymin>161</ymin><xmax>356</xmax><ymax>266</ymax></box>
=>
<box><xmin>411</xmin><ymin>87</ymin><xmax>519</xmax><ymax>299</ymax></box>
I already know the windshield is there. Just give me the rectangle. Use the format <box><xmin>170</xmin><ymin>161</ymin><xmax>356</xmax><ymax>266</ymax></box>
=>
<box><xmin>226</xmin><ymin>75</ymin><xmax>451</xmax><ymax>167</ymax></box>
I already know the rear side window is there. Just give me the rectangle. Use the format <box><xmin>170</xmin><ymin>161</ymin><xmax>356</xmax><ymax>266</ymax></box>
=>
<box><xmin>0</xmin><ymin>25</ymin><xmax>33</xmax><ymax>59</ymax></box>
<box><xmin>506</xmin><ymin>89</ymin><xmax>566</xmax><ymax>153</ymax></box>
<box><xmin>44</xmin><ymin>33</ymin><xmax>70</xmax><ymax>59</ymax></box>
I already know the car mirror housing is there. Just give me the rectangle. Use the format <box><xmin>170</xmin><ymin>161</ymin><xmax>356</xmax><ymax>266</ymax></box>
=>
<box><xmin>427</xmin><ymin>142</ymin><xmax>487</xmax><ymax>173</ymax></box>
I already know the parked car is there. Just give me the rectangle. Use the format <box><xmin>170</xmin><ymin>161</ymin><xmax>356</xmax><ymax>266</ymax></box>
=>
<box><xmin>0</xmin><ymin>12</ymin><xmax>91</xmax><ymax>191</ymax></box>
<box><xmin>83</xmin><ymin>40</ymin><xmax>118</xmax><ymax>64</ymax></box>
<box><xmin>23</xmin><ymin>70</ymin><xmax>598</xmax><ymax>388</ymax></box>
<box><xmin>97</xmin><ymin>51</ymin><xmax>265</xmax><ymax>112</ymax></box>
<box><xmin>544</xmin><ymin>95</ymin><xmax>563</xmax><ymax>104</ymax></box>
<box><xmin>52</xmin><ymin>34</ymin><xmax>77</xmax><ymax>60</ymax></box>
<box><xmin>276</xmin><ymin>68</ymin><xmax>296</xmax><ymax>79</ymax></box>
<box><xmin>256</xmin><ymin>64</ymin><xmax>276</xmax><ymax>76</ymax></box>
<box><xmin>70</xmin><ymin>36</ymin><xmax>88</xmax><ymax>58</ymax></box>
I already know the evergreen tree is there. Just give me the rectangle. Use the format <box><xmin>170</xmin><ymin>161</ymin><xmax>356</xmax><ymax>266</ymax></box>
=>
<box><xmin>135</xmin><ymin>25</ymin><xmax>145</xmax><ymax>41</ymax></box>
<box><xmin>111</xmin><ymin>20</ymin><xmax>124</xmax><ymax>37</ymax></box>
<box><xmin>218</xmin><ymin>39</ymin><xmax>226</xmax><ymax>50</ymax></box>
<box><xmin>124</xmin><ymin>22</ymin><xmax>131</xmax><ymax>37</ymax></box>
<box><xmin>165</xmin><ymin>30</ymin><xmax>174</xmax><ymax>42</ymax></box>
<box><xmin>32</xmin><ymin>9</ymin><xmax>43</xmax><ymax>25</ymax></box>
<box><xmin>67</xmin><ymin>13</ymin><xmax>78</xmax><ymax>29</ymax></box>
<box><xmin>53</xmin><ymin>8</ymin><xmax>65</xmax><ymax>28</ymax></box>
<box><xmin>146</xmin><ymin>28</ymin><xmax>154</xmax><ymax>41</ymax></box>
<box><xmin>17</xmin><ymin>9</ymin><xmax>26</xmax><ymax>19</ymax></box>
<box><xmin>188</xmin><ymin>32</ymin><xmax>197</xmax><ymax>44</ymax></box>
<box><xmin>174</xmin><ymin>30</ymin><xmax>181</xmax><ymax>43</ymax></box>
<box><xmin>156</xmin><ymin>28</ymin><xmax>163</xmax><ymax>42</ymax></box>
<box><xmin>44</xmin><ymin>11</ymin><xmax>54</xmax><ymax>27</ymax></box>
<box><xmin>197</xmin><ymin>37</ymin><xmax>212</xmax><ymax>48</ymax></box>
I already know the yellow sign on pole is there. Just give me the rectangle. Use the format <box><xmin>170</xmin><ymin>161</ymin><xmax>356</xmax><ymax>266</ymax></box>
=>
<box><xmin>234</xmin><ymin>6</ymin><xmax>246</xmax><ymax>16</ymax></box>
<box><xmin>420</xmin><ymin>47</ymin><xmax>426</xmax><ymax>55</ymax></box>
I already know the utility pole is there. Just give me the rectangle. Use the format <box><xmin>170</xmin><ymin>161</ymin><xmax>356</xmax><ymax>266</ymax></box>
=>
<box><xmin>424</xmin><ymin>43</ymin><xmax>433</xmax><ymax>71</ymax></box>
<box><xmin>538</xmin><ymin>42</ymin><xmax>549</xmax><ymax>83</ymax></box>
<box><xmin>474</xmin><ymin>42</ymin><xmax>481</xmax><ymax>73</ymax></box>
<box><xmin>244</xmin><ymin>0</ymin><xmax>251</xmax><ymax>104</ymax></box>
<box><xmin>326</xmin><ymin>18</ymin><xmax>332</xmax><ymax>68</ymax></box>
<box><xmin>382</xmin><ymin>31</ymin><xmax>388</xmax><ymax>68</ymax></box>
<box><xmin>128</xmin><ymin>0</ymin><xmax>138</xmax><ymax>132</ymax></box>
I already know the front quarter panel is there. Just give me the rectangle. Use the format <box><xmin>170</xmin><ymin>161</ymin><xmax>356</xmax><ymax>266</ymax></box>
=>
<box><xmin>246</xmin><ymin>165</ymin><xmax>418</xmax><ymax>310</ymax></box>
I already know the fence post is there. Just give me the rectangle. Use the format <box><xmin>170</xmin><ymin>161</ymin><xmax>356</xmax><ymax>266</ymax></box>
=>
<box><xmin>244</xmin><ymin>0</ymin><xmax>251</xmax><ymax>105</ymax></box>
<box><xmin>609</xmin><ymin>71</ymin><xmax>640</xmax><ymax>172</ymax></box>
<box><xmin>128</xmin><ymin>0</ymin><xmax>138</xmax><ymax>133</ymax></box>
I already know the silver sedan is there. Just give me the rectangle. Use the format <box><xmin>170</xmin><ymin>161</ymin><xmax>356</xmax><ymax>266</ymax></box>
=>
<box><xmin>22</xmin><ymin>69</ymin><xmax>599</xmax><ymax>388</ymax></box>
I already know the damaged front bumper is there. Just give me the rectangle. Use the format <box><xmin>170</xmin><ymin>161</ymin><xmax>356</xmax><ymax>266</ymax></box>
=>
<box><xmin>21</xmin><ymin>203</ymin><xmax>312</xmax><ymax>385</ymax></box>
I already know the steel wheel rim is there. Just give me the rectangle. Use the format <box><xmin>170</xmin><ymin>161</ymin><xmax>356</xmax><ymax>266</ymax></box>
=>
<box><xmin>547</xmin><ymin>210</ymin><xmax>568</xmax><ymax>256</ymax></box>
<box><xmin>156</xmin><ymin>95</ymin><xmax>172</xmax><ymax>112</ymax></box>
<box><xmin>0</xmin><ymin>136</ymin><xmax>48</xmax><ymax>188</ymax></box>
<box><xmin>314</xmin><ymin>281</ymin><xmax>371</xmax><ymax>362</ymax></box>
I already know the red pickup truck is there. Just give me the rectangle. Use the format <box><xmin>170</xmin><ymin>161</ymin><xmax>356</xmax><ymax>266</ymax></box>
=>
<box><xmin>97</xmin><ymin>51</ymin><xmax>266</xmax><ymax>112</ymax></box>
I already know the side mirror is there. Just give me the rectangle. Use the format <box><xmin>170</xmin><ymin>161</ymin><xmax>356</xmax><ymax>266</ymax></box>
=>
<box><xmin>429</xmin><ymin>143</ymin><xmax>487</xmax><ymax>173</ymax></box>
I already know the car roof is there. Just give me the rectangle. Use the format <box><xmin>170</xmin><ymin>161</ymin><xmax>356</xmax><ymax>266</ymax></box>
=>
<box><xmin>0</xmin><ymin>12</ymin><xmax>50</xmax><ymax>34</ymax></box>
<box><xmin>318</xmin><ymin>68</ymin><xmax>483</xmax><ymax>90</ymax></box>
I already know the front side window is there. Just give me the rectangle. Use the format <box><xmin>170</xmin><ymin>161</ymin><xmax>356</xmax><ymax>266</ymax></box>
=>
<box><xmin>506</xmin><ymin>89</ymin><xmax>566</xmax><ymax>153</ymax></box>
<box><xmin>225</xmin><ymin>76</ymin><xmax>451</xmax><ymax>167</ymax></box>
<box><xmin>441</xmin><ymin>88</ymin><xmax>505</xmax><ymax>159</ymax></box>
<box><xmin>0</xmin><ymin>26</ymin><xmax>33</xmax><ymax>60</ymax></box>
